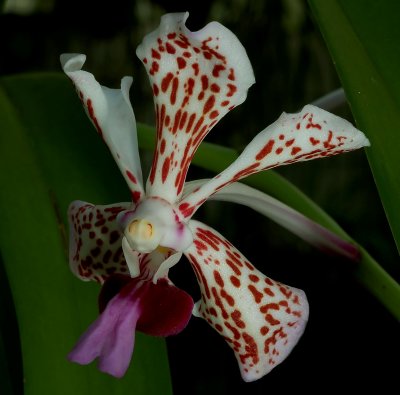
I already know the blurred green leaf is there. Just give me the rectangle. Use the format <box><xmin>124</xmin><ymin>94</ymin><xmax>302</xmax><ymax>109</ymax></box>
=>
<box><xmin>309</xmin><ymin>0</ymin><xmax>400</xmax><ymax>253</ymax></box>
<box><xmin>0</xmin><ymin>74</ymin><xmax>172</xmax><ymax>395</ymax></box>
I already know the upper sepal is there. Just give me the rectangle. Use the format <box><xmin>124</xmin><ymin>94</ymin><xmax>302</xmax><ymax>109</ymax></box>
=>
<box><xmin>136</xmin><ymin>12</ymin><xmax>255</xmax><ymax>203</ymax></box>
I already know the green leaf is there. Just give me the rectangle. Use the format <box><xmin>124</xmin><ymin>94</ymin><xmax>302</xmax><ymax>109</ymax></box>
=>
<box><xmin>0</xmin><ymin>74</ymin><xmax>172</xmax><ymax>395</ymax></box>
<box><xmin>309</xmin><ymin>0</ymin><xmax>400</xmax><ymax>252</ymax></box>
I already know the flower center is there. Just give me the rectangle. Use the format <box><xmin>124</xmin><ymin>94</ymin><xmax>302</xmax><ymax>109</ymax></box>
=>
<box><xmin>128</xmin><ymin>220</ymin><xmax>154</xmax><ymax>240</ymax></box>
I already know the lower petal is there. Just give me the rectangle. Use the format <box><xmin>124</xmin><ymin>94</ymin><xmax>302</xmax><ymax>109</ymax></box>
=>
<box><xmin>68</xmin><ymin>279</ymin><xmax>143</xmax><ymax>377</ymax></box>
<box><xmin>137</xmin><ymin>278</ymin><xmax>194</xmax><ymax>336</ymax></box>
<box><xmin>69</xmin><ymin>272</ymin><xmax>194</xmax><ymax>377</ymax></box>
<box><xmin>184</xmin><ymin>220</ymin><xmax>309</xmax><ymax>382</ymax></box>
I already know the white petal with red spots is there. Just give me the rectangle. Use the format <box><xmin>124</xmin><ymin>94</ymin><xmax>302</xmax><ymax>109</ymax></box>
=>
<box><xmin>68</xmin><ymin>201</ymin><xmax>132</xmax><ymax>283</ymax></box>
<box><xmin>178</xmin><ymin>104</ymin><xmax>369</xmax><ymax>217</ymax></box>
<box><xmin>136</xmin><ymin>12</ymin><xmax>255</xmax><ymax>203</ymax></box>
<box><xmin>184</xmin><ymin>220</ymin><xmax>309</xmax><ymax>382</ymax></box>
<box><xmin>61</xmin><ymin>54</ymin><xmax>144</xmax><ymax>204</ymax></box>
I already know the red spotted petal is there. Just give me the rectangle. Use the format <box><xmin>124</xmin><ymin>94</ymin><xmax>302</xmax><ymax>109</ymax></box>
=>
<box><xmin>178</xmin><ymin>104</ymin><xmax>370</xmax><ymax>218</ymax></box>
<box><xmin>61</xmin><ymin>54</ymin><xmax>145</xmax><ymax>204</ymax></box>
<box><xmin>136</xmin><ymin>12</ymin><xmax>255</xmax><ymax>203</ymax></box>
<box><xmin>183</xmin><ymin>220</ymin><xmax>309</xmax><ymax>382</ymax></box>
<box><xmin>68</xmin><ymin>200</ymin><xmax>132</xmax><ymax>283</ymax></box>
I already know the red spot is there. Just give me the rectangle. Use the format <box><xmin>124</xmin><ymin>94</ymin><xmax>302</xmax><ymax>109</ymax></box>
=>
<box><xmin>210</xmin><ymin>83</ymin><xmax>220</xmax><ymax>93</ymax></box>
<box><xmin>221</xmin><ymin>100</ymin><xmax>230</xmax><ymax>106</ymax></box>
<box><xmin>109</xmin><ymin>230</ymin><xmax>120</xmax><ymax>244</ymax></box>
<box><xmin>203</xmin><ymin>51</ymin><xmax>212</xmax><ymax>59</ymax></box>
<box><xmin>160</xmin><ymin>138</ymin><xmax>166</xmax><ymax>154</ymax></box>
<box><xmin>225</xmin><ymin>321</ymin><xmax>241</xmax><ymax>339</ymax></box>
<box><xmin>201</xmin><ymin>75</ymin><xmax>209</xmax><ymax>91</ymax></box>
<box><xmin>179</xmin><ymin>111</ymin><xmax>188</xmax><ymax>130</ymax></box>
<box><xmin>310</xmin><ymin>137</ymin><xmax>320</xmax><ymax>145</ymax></box>
<box><xmin>296</xmin><ymin>122</ymin><xmax>301</xmax><ymax>130</ymax></box>
<box><xmin>226</xmin><ymin>259</ymin><xmax>241</xmax><ymax>276</ymax></box>
<box><xmin>90</xmin><ymin>247</ymin><xmax>101</xmax><ymax>257</ymax></box>
<box><xmin>186</xmin><ymin>113</ymin><xmax>196</xmax><ymax>133</ymax></box>
<box><xmin>103</xmin><ymin>250</ymin><xmax>112</xmax><ymax>264</ymax></box>
<box><xmin>264</xmin><ymin>287</ymin><xmax>275</xmax><ymax>297</ymax></box>
<box><xmin>275</xmin><ymin>147</ymin><xmax>283</xmax><ymax>155</ymax></box>
<box><xmin>189</xmin><ymin>254</ymin><xmax>210</xmax><ymax>298</ymax></box>
<box><xmin>187</xmin><ymin>78</ymin><xmax>195</xmax><ymax>95</ymax></box>
<box><xmin>165</xmin><ymin>115</ymin><xmax>170</xmax><ymax>127</ymax></box>
<box><xmin>285</xmin><ymin>139</ymin><xmax>295</xmax><ymax>147</ymax></box>
<box><xmin>167</xmin><ymin>32</ymin><xmax>176</xmax><ymax>39</ymax></box>
<box><xmin>230</xmin><ymin>276</ymin><xmax>241</xmax><ymax>287</ymax></box>
<box><xmin>143</xmin><ymin>58</ymin><xmax>147</xmax><ymax>64</ymax></box>
<box><xmin>234</xmin><ymin>162</ymin><xmax>259</xmax><ymax>180</ymax></box>
<box><xmin>203</xmin><ymin>95</ymin><xmax>216</xmax><ymax>114</ymax></box>
<box><xmin>170</xmin><ymin>77</ymin><xmax>179</xmax><ymax>105</ymax></box>
<box><xmin>126</xmin><ymin>170</ymin><xmax>137</xmax><ymax>184</ymax></box>
<box><xmin>227</xmin><ymin>84</ymin><xmax>237</xmax><ymax>97</ymax></box>
<box><xmin>161</xmin><ymin>72</ymin><xmax>174</xmax><ymax>92</ymax></box>
<box><xmin>279</xmin><ymin>134</ymin><xmax>285</xmax><ymax>140</ymax></box>
<box><xmin>194</xmin><ymin>239</ymin><xmax>207</xmax><ymax>254</ymax></box>
<box><xmin>150</xmin><ymin>61</ymin><xmax>159</xmax><ymax>75</ymax></box>
<box><xmin>279</xmin><ymin>286</ymin><xmax>293</xmax><ymax>299</ymax></box>
<box><xmin>213</xmin><ymin>270</ymin><xmax>224</xmax><ymax>287</ymax></box>
<box><xmin>209</xmin><ymin>110</ymin><xmax>219</xmax><ymax>119</ymax></box>
<box><xmin>307</xmin><ymin>119</ymin><xmax>322</xmax><ymax>130</ymax></box>
<box><xmin>231</xmin><ymin>310</ymin><xmax>246</xmax><ymax>329</ymax></box>
<box><xmin>172</xmin><ymin>109</ymin><xmax>182</xmax><ymax>134</ymax></box>
<box><xmin>265</xmin><ymin>314</ymin><xmax>280</xmax><ymax>326</ymax></box>
<box><xmin>249</xmin><ymin>274</ymin><xmax>260</xmax><ymax>282</ymax></box>
<box><xmin>241</xmin><ymin>332</ymin><xmax>259</xmax><ymax>364</ymax></box>
<box><xmin>177</xmin><ymin>57</ymin><xmax>186</xmax><ymax>69</ymax></box>
<box><xmin>291</xmin><ymin>146</ymin><xmax>302</xmax><ymax>155</ymax></box>
<box><xmin>153</xmin><ymin>83</ymin><xmax>159</xmax><ymax>96</ymax></box>
<box><xmin>323</xmin><ymin>130</ymin><xmax>335</xmax><ymax>149</ymax></box>
<box><xmin>197</xmin><ymin>230</ymin><xmax>220</xmax><ymax>251</ymax></box>
<box><xmin>174</xmin><ymin>39</ymin><xmax>189</xmax><ymax>49</ymax></box>
<box><xmin>179</xmin><ymin>202</ymin><xmax>195</xmax><ymax>218</ymax></box>
<box><xmin>183</xmin><ymin>51</ymin><xmax>191</xmax><ymax>58</ymax></box>
<box><xmin>255</xmin><ymin>139</ymin><xmax>275</xmax><ymax>160</ymax></box>
<box><xmin>260</xmin><ymin>303</ymin><xmax>280</xmax><ymax>314</ymax></box>
<box><xmin>86</xmin><ymin>99</ymin><xmax>103</xmax><ymax>137</ymax></box>
<box><xmin>221</xmin><ymin>289</ymin><xmax>234</xmax><ymax>306</ymax></box>
<box><xmin>151</xmin><ymin>48</ymin><xmax>161</xmax><ymax>59</ymax></box>
<box><xmin>228</xmin><ymin>68</ymin><xmax>235</xmax><ymax>81</ymax></box>
<box><xmin>132</xmin><ymin>191</ymin><xmax>141</xmax><ymax>203</ymax></box>
<box><xmin>212</xmin><ymin>64</ymin><xmax>226</xmax><ymax>77</ymax></box>
<box><xmin>165</xmin><ymin>42</ymin><xmax>176</xmax><ymax>54</ymax></box>
<box><xmin>192</xmin><ymin>116</ymin><xmax>204</xmax><ymax>135</ymax></box>
<box><xmin>212</xmin><ymin>288</ymin><xmax>229</xmax><ymax>319</ymax></box>
<box><xmin>260</xmin><ymin>326</ymin><xmax>270</xmax><ymax>336</ymax></box>
<box><xmin>192</xmin><ymin>63</ymin><xmax>199</xmax><ymax>76</ymax></box>
<box><xmin>248</xmin><ymin>284</ymin><xmax>263</xmax><ymax>303</ymax></box>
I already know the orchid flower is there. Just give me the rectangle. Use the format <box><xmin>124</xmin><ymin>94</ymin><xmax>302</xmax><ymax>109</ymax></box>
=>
<box><xmin>61</xmin><ymin>12</ymin><xmax>369</xmax><ymax>382</ymax></box>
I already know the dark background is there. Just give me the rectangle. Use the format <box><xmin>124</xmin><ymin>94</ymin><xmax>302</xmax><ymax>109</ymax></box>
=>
<box><xmin>1</xmin><ymin>0</ymin><xmax>399</xmax><ymax>393</ymax></box>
